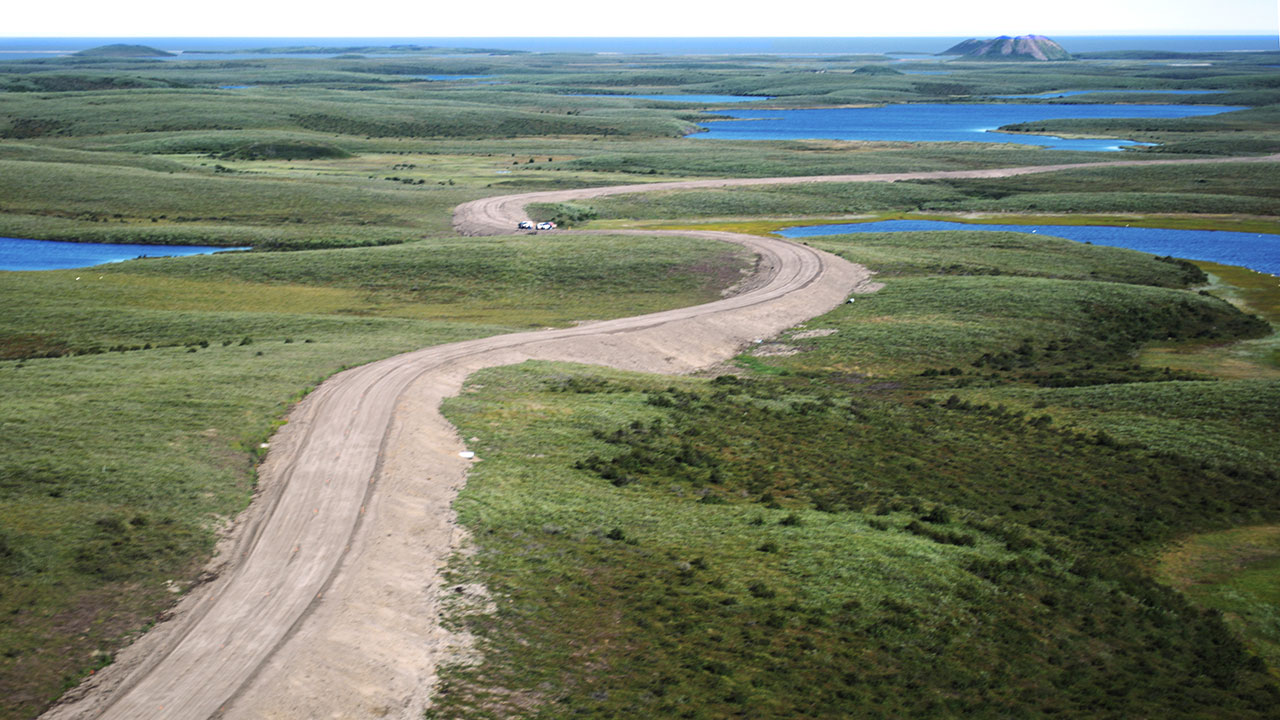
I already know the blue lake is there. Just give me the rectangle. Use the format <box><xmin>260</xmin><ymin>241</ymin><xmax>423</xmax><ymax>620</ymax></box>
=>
<box><xmin>571</xmin><ymin>94</ymin><xmax>771</xmax><ymax>104</ymax></box>
<box><xmin>0</xmin><ymin>238</ymin><xmax>249</xmax><ymax>272</ymax></box>
<box><xmin>776</xmin><ymin>220</ymin><xmax>1280</xmax><ymax>275</ymax></box>
<box><xmin>991</xmin><ymin>90</ymin><xmax>1223</xmax><ymax>99</ymax></box>
<box><xmin>691</xmin><ymin>103</ymin><xmax>1245</xmax><ymax>151</ymax></box>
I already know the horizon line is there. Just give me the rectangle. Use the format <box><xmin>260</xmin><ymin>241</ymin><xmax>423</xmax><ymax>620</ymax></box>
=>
<box><xmin>1</xmin><ymin>32</ymin><xmax>1276</xmax><ymax>39</ymax></box>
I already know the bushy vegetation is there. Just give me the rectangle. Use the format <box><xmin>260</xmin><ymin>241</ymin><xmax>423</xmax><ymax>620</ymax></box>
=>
<box><xmin>434</xmin><ymin>224</ymin><xmax>1280</xmax><ymax>718</ymax></box>
<box><xmin>438</xmin><ymin>358</ymin><xmax>1279</xmax><ymax>718</ymax></box>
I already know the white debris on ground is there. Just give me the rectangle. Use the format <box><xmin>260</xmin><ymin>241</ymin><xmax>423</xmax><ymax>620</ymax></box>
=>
<box><xmin>791</xmin><ymin>328</ymin><xmax>838</xmax><ymax>340</ymax></box>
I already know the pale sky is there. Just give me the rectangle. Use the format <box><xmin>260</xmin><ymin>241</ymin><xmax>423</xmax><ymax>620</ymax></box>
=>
<box><xmin>5</xmin><ymin>0</ymin><xmax>1278</xmax><ymax>37</ymax></box>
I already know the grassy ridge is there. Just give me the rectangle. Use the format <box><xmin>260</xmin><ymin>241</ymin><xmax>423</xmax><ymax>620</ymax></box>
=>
<box><xmin>1000</xmin><ymin>105</ymin><xmax>1280</xmax><ymax>155</ymax></box>
<box><xmin>0</xmin><ymin>88</ymin><xmax>700</xmax><ymax>140</ymax></box>
<box><xmin>762</xmin><ymin>230</ymin><xmax>1268</xmax><ymax>381</ymax></box>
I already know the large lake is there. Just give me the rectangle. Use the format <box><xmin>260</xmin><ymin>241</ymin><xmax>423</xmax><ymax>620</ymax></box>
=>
<box><xmin>692</xmin><ymin>103</ymin><xmax>1245</xmax><ymax>151</ymax></box>
<box><xmin>777</xmin><ymin>220</ymin><xmax>1280</xmax><ymax>275</ymax></box>
<box><xmin>0</xmin><ymin>237</ymin><xmax>248</xmax><ymax>272</ymax></box>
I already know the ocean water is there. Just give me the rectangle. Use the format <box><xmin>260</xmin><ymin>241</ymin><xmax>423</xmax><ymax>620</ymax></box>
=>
<box><xmin>0</xmin><ymin>36</ymin><xmax>1275</xmax><ymax>59</ymax></box>
<box><xmin>0</xmin><ymin>237</ymin><xmax>249</xmax><ymax>272</ymax></box>
<box><xmin>777</xmin><ymin>220</ymin><xmax>1280</xmax><ymax>275</ymax></box>
<box><xmin>691</xmin><ymin>103</ymin><xmax>1246</xmax><ymax>151</ymax></box>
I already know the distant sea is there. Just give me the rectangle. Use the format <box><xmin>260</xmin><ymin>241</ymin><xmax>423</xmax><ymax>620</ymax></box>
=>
<box><xmin>0</xmin><ymin>36</ymin><xmax>1276</xmax><ymax>59</ymax></box>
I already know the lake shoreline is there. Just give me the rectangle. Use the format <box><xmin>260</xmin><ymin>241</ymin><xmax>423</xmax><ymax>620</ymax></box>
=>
<box><xmin>0</xmin><ymin>237</ymin><xmax>251</xmax><ymax>272</ymax></box>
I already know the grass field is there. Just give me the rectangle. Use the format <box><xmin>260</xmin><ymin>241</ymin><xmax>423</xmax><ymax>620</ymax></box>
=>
<box><xmin>432</xmin><ymin>223</ymin><xmax>1280</xmax><ymax>717</ymax></box>
<box><xmin>1159</xmin><ymin>525</ymin><xmax>1280</xmax><ymax>676</ymax></box>
<box><xmin>437</xmin><ymin>358</ymin><xmax>1279</xmax><ymax>718</ymax></box>
<box><xmin>2</xmin><ymin>42</ymin><xmax>1280</xmax><ymax>719</ymax></box>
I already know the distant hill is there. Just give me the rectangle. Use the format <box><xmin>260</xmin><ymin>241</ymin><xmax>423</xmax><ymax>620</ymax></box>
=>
<box><xmin>941</xmin><ymin>35</ymin><xmax>1072</xmax><ymax>61</ymax></box>
<box><xmin>74</xmin><ymin>44</ymin><xmax>175</xmax><ymax>58</ymax></box>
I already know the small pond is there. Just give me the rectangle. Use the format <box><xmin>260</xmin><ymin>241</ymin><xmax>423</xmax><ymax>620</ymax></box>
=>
<box><xmin>1</xmin><ymin>237</ymin><xmax>249</xmax><ymax>272</ymax></box>
<box><xmin>777</xmin><ymin>220</ymin><xmax>1280</xmax><ymax>275</ymax></box>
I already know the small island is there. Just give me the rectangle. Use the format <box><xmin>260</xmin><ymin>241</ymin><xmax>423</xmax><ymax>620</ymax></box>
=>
<box><xmin>74</xmin><ymin>43</ymin><xmax>175</xmax><ymax>58</ymax></box>
<box><xmin>942</xmin><ymin>35</ymin><xmax>1072</xmax><ymax>61</ymax></box>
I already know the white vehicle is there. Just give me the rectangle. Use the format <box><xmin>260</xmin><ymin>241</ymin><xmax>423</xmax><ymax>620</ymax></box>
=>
<box><xmin>535</xmin><ymin>221</ymin><xmax>556</xmax><ymax>230</ymax></box>
<box><xmin>517</xmin><ymin>221</ymin><xmax>534</xmax><ymax>229</ymax></box>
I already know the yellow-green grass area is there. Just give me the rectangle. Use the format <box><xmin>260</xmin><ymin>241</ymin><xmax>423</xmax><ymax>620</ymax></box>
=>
<box><xmin>198</xmin><ymin>150</ymin><xmax>702</xmax><ymax>193</ymax></box>
<box><xmin>0</xmin><ymin>233</ymin><xmax>750</xmax><ymax>337</ymax></box>
<box><xmin>1158</xmin><ymin>525</ymin><xmax>1280</xmax><ymax>676</ymax></box>
<box><xmin>0</xmin><ymin>232</ymin><xmax>747</xmax><ymax>720</ymax></box>
<box><xmin>434</xmin><ymin>361</ymin><xmax>1280</xmax><ymax>719</ymax></box>
<box><xmin>1139</xmin><ymin>261</ymin><xmax>1280</xmax><ymax>379</ymax></box>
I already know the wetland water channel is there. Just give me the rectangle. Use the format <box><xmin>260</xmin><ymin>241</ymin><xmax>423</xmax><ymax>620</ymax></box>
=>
<box><xmin>778</xmin><ymin>220</ymin><xmax>1280</xmax><ymax>275</ymax></box>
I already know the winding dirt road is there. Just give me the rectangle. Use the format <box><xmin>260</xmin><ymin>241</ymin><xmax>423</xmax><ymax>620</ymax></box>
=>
<box><xmin>44</xmin><ymin>153</ymin><xmax>1279</xmax><ymax>719</ymax></box>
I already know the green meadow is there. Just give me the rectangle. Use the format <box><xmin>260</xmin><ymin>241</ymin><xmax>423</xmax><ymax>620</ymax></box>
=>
<box><xmin>0</xmin><ymin>234</ymin><xmax>747</xmax><ymax>718</ymax></box>
<box><xmin>1</xmin><ymin>41</ymin><xmax>1279</xmax><ymax>719</ymax></box>
<box><xmin>435</xmin><ymin>233</ymin><xmax>1280</xmax><ymax>718</ymax></box>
